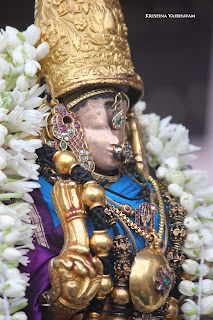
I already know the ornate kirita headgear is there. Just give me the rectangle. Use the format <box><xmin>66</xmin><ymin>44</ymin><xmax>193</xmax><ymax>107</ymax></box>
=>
<box><xmin>34</xmin><ymin>0</ymin><xmax>143</xmax><ymax>106</ymax></box>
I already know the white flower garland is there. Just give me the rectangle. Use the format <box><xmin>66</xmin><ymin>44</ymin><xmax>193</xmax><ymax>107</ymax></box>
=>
<box><xmin>0</xmin><ymin>25</ymin><xmax>49</xmax><ymax>320</ymax></box>
<box><xmin>0</xmin><ymin>22</ymin><xmax>212</xmax><ymax>320</ymax></box>
<box><xmin>135</xmin><ymin>101</ymin><xmax>213</xmax><ymax>320</ymax></box>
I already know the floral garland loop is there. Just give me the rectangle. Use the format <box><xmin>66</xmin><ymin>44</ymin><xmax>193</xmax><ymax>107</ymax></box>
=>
<box><xmin>135</xmin><ymin>102</ymin><xmax>213</xmax><ymax>320</ymax></box>
<box><xmin>0</xmin><ymin>25</ymin><xmax>49</xmax><ymax>320</ymax></box>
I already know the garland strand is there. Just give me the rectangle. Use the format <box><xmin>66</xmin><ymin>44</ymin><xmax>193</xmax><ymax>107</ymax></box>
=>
<box><xmin>0</xmin><ymin>25</ymin><xmax>49</xmax><ymax>320</ymax></box>
<box><xmin>135</xmin><ymin>101</ymin><xmax>213</xmax><ymax>319</ymax></box>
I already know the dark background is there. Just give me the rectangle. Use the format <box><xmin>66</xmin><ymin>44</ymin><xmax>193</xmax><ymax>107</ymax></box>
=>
<box><xmin>1</xmin><ymin>0</ymin><xmax>213</xmax><ymax>136</ymax></box>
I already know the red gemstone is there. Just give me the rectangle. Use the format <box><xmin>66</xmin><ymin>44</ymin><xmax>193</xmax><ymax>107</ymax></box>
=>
<box><xmin>74</xmin><ymin>123</ymin><xmax>80</xmax><ymax>129</ymax></box>
<box><xmin>59</xmin><ymin>126</ymin><xmax>66</xmax><ymax>132</ymax></box>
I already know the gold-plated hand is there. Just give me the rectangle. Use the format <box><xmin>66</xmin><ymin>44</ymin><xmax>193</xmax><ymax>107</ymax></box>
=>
<box><xmin>48</xmin><ymin>245</ymin><xmax>103</xmax><ymax>312</ymax></box>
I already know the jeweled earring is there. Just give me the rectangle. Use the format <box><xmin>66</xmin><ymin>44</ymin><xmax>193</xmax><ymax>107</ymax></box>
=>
<box><xmin>113</xmin><ymin>141</ymin><xmax>132</xmax><ymax>164</ymax></box>
<box><xmin>46</xmin><ymin>100</ymin><xmax>95</xmax><ymax>172</ymax></box>
<box><xmin>110</xmin><ymin>92</ymin><xmax>125</xmax><ymax>130</ymax></box>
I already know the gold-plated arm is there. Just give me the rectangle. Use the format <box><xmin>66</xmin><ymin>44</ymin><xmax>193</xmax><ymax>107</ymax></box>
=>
<box><xmin>52</xmin><ymin>180</ymin><xmax>89</xmax><ymax>248</ymax></box>
<box><xmin>43</xmin><ymin>180</ymin><xmax>103</xmax><ymax>318</ymax></box>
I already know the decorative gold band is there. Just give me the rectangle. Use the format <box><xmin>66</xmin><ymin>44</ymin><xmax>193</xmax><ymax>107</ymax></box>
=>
<box><xmin>65</xmin><ymin>88</ymin><xmax>130</xmax><ymax>111</ymax></box>
<box><xmin>91</xmin><ymin>171</ymin><xmax>121</xmax><ymax>184</ymax></box>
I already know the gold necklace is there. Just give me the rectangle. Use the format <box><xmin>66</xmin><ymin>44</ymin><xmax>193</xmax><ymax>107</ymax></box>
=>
<box><xmin>105</xmin><ymin>175</ymin><xmax>167</xmax><ymax>250</ymax></box>
<box><xmin>91</xmin><ymin>171</ymin><xmax>121</xmax><ymax>183</ymax></box>
<box><xmin>105</xmin><ymin>199</ymin><xmax>155</xmax><ymax>237</ymax></box>
<box><xmin>106</xmin><ymin>195</ymin><xmax>157</xmax><ymax>227</ymax></box>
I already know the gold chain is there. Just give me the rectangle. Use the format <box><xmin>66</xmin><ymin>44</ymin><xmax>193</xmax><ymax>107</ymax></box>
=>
<box><xmin>105</xmin><ymin>175</ymin><xmax>166</xmax><ymax>240</ymax></box>
<box><xmin>92</xmin><ymin>171</ymin><xmax>121</xmax><ymax>184</ymax></box>
<box><xmin>106</xmin><ymin>200</ymin><xmax>150</xmax><ymax>238</ymax></box>
<box><xmin>148</xmin><ymin>175</ymin><xmax>165</xmax><ymax>238</ymax></box>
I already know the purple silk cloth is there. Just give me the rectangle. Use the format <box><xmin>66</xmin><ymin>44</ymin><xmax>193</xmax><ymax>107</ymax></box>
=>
<box><xmin>19</xmin><ymin>188</ymin><xmax>64</xmax><ymax>320</ymax></box>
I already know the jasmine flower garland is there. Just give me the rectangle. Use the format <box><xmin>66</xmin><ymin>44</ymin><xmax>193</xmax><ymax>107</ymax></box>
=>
<box><xmin>135</xmin><ymin>101</ymin><xmax>213</xmax><ymax>320</ymax></box>
<box><xmin>0</xmin><ymin>25</ymin><xmax>49</xmax><ymax>319</ymax></box>
<box><xmin>0</xmin><ymin>22</ymin><xmax>212</xmax><ymax>320</ymax></box>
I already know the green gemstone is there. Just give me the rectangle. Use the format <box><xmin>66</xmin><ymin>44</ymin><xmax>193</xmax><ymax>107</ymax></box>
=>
<box><xmin>116</xmin><ymin>118</ymin><xmax>121</xmax><ymax>125</ymax></box>
<box><xmin>61</xmin><ymin>141</ymin><xmax>67</xmax><ymax>149</ymax></box>
<box><xmin>164</xmin><ymin>279</ymin><xmax>169</xmax><ymax>285</ymax></box>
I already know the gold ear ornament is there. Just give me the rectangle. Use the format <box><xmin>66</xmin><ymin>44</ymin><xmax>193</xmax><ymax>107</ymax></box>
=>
<box><xmin>44</xmin><ymin>99</ymin><xmax>95</xmax><ymax>172</ymax></box>
<box><xmin>110</xmin><ymin>92</ymin><xmax>130</xmax><ymax>130</ymax></box>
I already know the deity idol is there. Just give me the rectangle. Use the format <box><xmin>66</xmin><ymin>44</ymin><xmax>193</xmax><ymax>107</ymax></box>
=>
<box><xmin>2</xmin><ymin>0</ymin><xmax>201</xmax><ymax>319</ymax></box>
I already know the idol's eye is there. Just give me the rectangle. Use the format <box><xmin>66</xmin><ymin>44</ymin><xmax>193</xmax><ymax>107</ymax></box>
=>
<box><xmin>105</xmin><ymin>100</ymin><xmax>114</xmax><ymax>109</ymax></box>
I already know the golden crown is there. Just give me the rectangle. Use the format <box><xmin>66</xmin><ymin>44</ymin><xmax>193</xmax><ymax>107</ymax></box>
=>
<box><xmin>35</xmin><ymin>0</ymin><xmax>143</xmax><ymax>105</ymax></box>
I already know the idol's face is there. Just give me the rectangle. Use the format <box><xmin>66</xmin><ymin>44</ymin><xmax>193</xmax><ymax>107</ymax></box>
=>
<box><xmin>74</xmin><ymin>96</ymin><xmax>128</xmax><ymax>174</ymax></box>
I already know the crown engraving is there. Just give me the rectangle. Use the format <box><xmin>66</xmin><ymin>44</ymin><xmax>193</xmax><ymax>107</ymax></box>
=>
<box><xmin>35</xmin><ymin>0</ymin><xmax>143</xmax><ymax>102</ymax></box>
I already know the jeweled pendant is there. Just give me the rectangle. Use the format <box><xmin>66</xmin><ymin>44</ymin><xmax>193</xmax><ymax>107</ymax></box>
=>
<box><xmin>111</xmin><ymin>109</ymin><xmax>125</xmax><ymax>129</ymax></box>
<box><xmin>129</xmin><ymin>247</ymin><xmax>173</xmax><ymax>313</ymax></box>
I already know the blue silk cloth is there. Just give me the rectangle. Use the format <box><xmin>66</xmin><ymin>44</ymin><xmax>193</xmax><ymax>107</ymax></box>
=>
<box><xmin>38</xmin><ymin>174</ymin><xmax>160</xmax><ymax>252</ymax></box>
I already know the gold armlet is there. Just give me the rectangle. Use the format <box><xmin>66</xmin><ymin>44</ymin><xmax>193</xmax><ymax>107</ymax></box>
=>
<box><xmin>51</xmin><ymin>179</ymin><xmax>88</xmax><ymax>247</ymax></box>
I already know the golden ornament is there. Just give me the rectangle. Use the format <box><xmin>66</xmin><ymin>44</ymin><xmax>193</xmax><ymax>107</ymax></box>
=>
<box><xmin>34</xmin><ymin>0</ymin><xmax>143</xmax><ymax>105</ymax></box>
<box><xmin>95</xmin><ymin>274</ymin><xmax>114</xmax><ymax>300</ymax></box>
<box><xmin>85</xmin><ymin>313</ymin><xmax>100</xmax><ymax>320</ymax></box>
<box><xmin>82</xmin><ymin>181</ymin><xmax>106</xmax><ymax>209</ymax></box>
<box><xmin>111</xmin><ymin>286</ymin><xmax>130</xmax><ymax>306</ymax></box>
<box><xmin>166</xmin><ymin>297</ymin><xmax>179</xmax><ymax>319</ymax></box>
<box><xmin>129</xmin><ymin>247</ymin><xmax>173</xmax><ymax>313</ymax></box>
<box><xmin>53</xmin><ymin>150</ymin><xmax>79</xmax><ymax>175</ymax></box>
<box><xmin>90</xmin><ymin>230</ymin><xmax>113</xmax><ymax>257</ymax></box>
